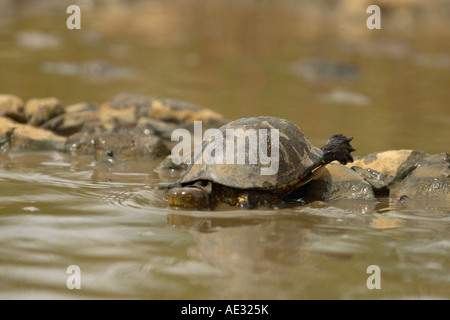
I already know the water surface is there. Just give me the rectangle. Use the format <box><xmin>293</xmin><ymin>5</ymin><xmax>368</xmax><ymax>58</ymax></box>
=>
<box><xmin>0</xmin><ymin>152</ymin><xmax>449</xmax><ymax>299</ymax></box>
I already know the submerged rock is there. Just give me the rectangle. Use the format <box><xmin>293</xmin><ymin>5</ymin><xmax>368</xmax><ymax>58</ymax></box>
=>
<box><xmin>64</xmin><ymin>131</ymin><xmax>97</xmax><ymax>156</ymax></box>
<box><xmin>319</xmin><ymin>88</ymin><xmax>371</xmax><ymax>106</ymax></box>
<box><xmin>291</xmin><ymin>58</ymin><xmax>359</xmax><ymax>82</ymax></box>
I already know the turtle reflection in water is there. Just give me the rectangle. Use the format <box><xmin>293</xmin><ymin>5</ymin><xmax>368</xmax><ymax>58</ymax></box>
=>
<box><xmin>164</xmin><ymin>116</ymin><xmax>355</xmax><ymax>209</ymax></box>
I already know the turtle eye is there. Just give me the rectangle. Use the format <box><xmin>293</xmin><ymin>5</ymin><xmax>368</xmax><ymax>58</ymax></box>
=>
<box><xmin>185</xmin><ymin>194</ymin><xmax>192</xmax><ymax>201</ymax></box>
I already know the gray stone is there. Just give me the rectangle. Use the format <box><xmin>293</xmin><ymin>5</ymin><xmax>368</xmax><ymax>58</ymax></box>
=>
<box><xmin>94</xmin><ymin>131</ymin><xmax>170</xmax><ymax>163</ymax></box>
<box><xmin>390</xmin><ymin>152</ymin><xmax>450</xmax><ymax>200</ymax></box>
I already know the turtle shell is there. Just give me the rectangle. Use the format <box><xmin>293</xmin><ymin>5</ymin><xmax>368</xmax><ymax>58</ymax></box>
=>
<box><xmin>180</xmin><ymin>116</ymin><xmax>323</xmax><ymax>190</ymax></box>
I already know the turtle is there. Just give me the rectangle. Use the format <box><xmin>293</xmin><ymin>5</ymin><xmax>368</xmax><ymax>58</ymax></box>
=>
<box><xmin>164</xmin><ymin>116</ymin><xmax>355</xmax><ymax>209</ymax></box>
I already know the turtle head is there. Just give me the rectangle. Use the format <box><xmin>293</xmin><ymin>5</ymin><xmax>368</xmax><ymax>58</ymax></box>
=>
<box><xmin>168</xmin><ymin>186</ymin><xmax>210</xmax><ymax>209</ymax></box>
<box><xmin>320</xmin><ymin>134</ymin><xmax>355</xmax><ymax>165</ymax></box>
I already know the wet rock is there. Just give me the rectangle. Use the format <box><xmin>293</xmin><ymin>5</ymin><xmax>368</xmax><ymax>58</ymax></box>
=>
<box><xmin>290</xmin><ymin>163</ymin><xmax>376</xmax><ymax>202</ymax></box>
<box><xmin>0</xmin><ymin>94</ymin><xmax>26</xmax><ymax>122</ymax></box>
<box><xmin>348</xmin><ymin>149</ymin><xmax>429</xmax><ymax>177</ymax></box>
<box><xmin>390</xmin><ymin>152</ymin><xmax>450</xmax><ymax>200</ymax></box>
<box><xmin>0</xmin><ymin>117</ymin><xmax>66</xmax><ymax>151</ymax></box>
<box><xmin>94</xmin><ymin>131</ymin><xmax>170</xmax><ymax>163</ymax></box>
<box><xmin>351</xmin><ymin>166</ymin><xmax>394</xmax><ymax>197</ymax></box>
<box><xmin>349</xmin><ymin>150</ymin><xmax>449</xmax><ymax>200</ymax></box>
<box><xmin>24</xmin><ymin>97</ymin><xmax>64</xmax><ymax>126</ymax></box>
<box><xmin>64</xmin><ymin>131</ymin><xmax>97</xmax><ymax>156</ymax></box>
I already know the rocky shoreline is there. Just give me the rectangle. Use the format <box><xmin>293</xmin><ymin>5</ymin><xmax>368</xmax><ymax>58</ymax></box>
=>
<box><xmin>1</xmin><ymin>93</ymin><xmax>448</xmax><ymax>204</ymax></box>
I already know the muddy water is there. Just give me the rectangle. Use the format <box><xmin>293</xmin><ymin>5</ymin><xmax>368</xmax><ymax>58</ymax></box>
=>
<box><xmin>0</xmin><ymin>152</ymin><xmax>449</xmax><ymax>299</ymax></box>
<box><xmin>0</xmin><ymin>1</ymin><xmax>449</xmax><ymax>299</ymax></box>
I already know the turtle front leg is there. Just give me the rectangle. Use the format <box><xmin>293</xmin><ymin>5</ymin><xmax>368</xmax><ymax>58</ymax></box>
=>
<box><xmin>236</xmin><ymin>191</ymin><xmax>278</xmax><ymax>209</ymax></box>
<box><xmin>236</xmin><ymin>193</ymin><xmax>252</xmax><ymax>209</ymax></box>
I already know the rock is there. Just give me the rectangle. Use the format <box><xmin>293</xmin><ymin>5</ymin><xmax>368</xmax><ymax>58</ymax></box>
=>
<box><xmin>348</xmin><ymin>149</ymin><xmax>429</xmax><ymax>178</ymax></box>
<box><xmin>97</xmin><ymin>92</ymin><xmax>156</xmax><ymax>127</ymax></box>
<box><xmin>0</xmin><ymin>94</ymin><xmax>26</xmax><ymax>122</ymax></box>
<box><xmin>0</xmin><ymin>127</ymin><xmax>15</xmax><ymax>153</ymax></box>
<box><xmin>290</xmin><ymin>163</ymin><xmax>376</xmax><ymax>202</ymax></box>
<box><xmin>135</xmin><ymin>117</ymin><xmax>177</xmax><ymax>141</ymax></box>
<box><xmin>390</xmin><ymin>152</ymin><xmax>450</xmax><ymax>200</ymax></box>
<box><xmin>64</xmin><ymin>132</ymin><xmax>95</xmax><ymax>156</ymax></box>
<box><xmin>0</xmin><ymin>117</ymin><xmax>66</xmax><ymax>151</ymax></box>
<box><xmin>24</xmin><ymin>97</ymin><xmax>64</xmax><ymax>126</ymax></box>
<box><xmin>148</xmin><ymin>98</ymin><xmax>228</xmax><ymax>128</ymax></box>
<box><xmin>98</xmin><ymin>102</ymin><xmax>139</xmax><ymax>126</ymax></box>
<box><xmin>64</xmin><ymin>102</ymin><xmax>98</xmax><ymax>113</ymax></box>
<box><xmin>63</xmin><ymin>120</ymin><xmax>122</xmax><ymax>156</ymax></box>
<box><xmin>349</xmin><ymin>150</ymin><xmax>450</xmax><ymax>201</ymax></box>
<box><xmin>41</xmin><ymin>110</ymin><xmax>99</xmax><ymax>136</ymax></box>
<box><xmin>94</xmin><ymin>131</ymin><xmax>170</xmax><ymax>163</ymax></box>
<box><xmin>290</xmin><ymin>58</ymin><xmax>359</xmax><ymax>82</ymax></box>
<box><xmin>41</xmin><ymin>102</ymin><xmax>99</xmax><ymax>136</ymax></box>
<box><xmin>351</xmin><ymin>166</ymin><xmax>394</xmax><ymax>197</ymax></box>
<box><xmin>98</xmin><ymin>93</ymin><xmax>228</xmax><ymax>133</ymax></box>
<box><xmin>109</xmin><ymin>92</ymin><xmax>153</xmax><ymax>117</ymax></box>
